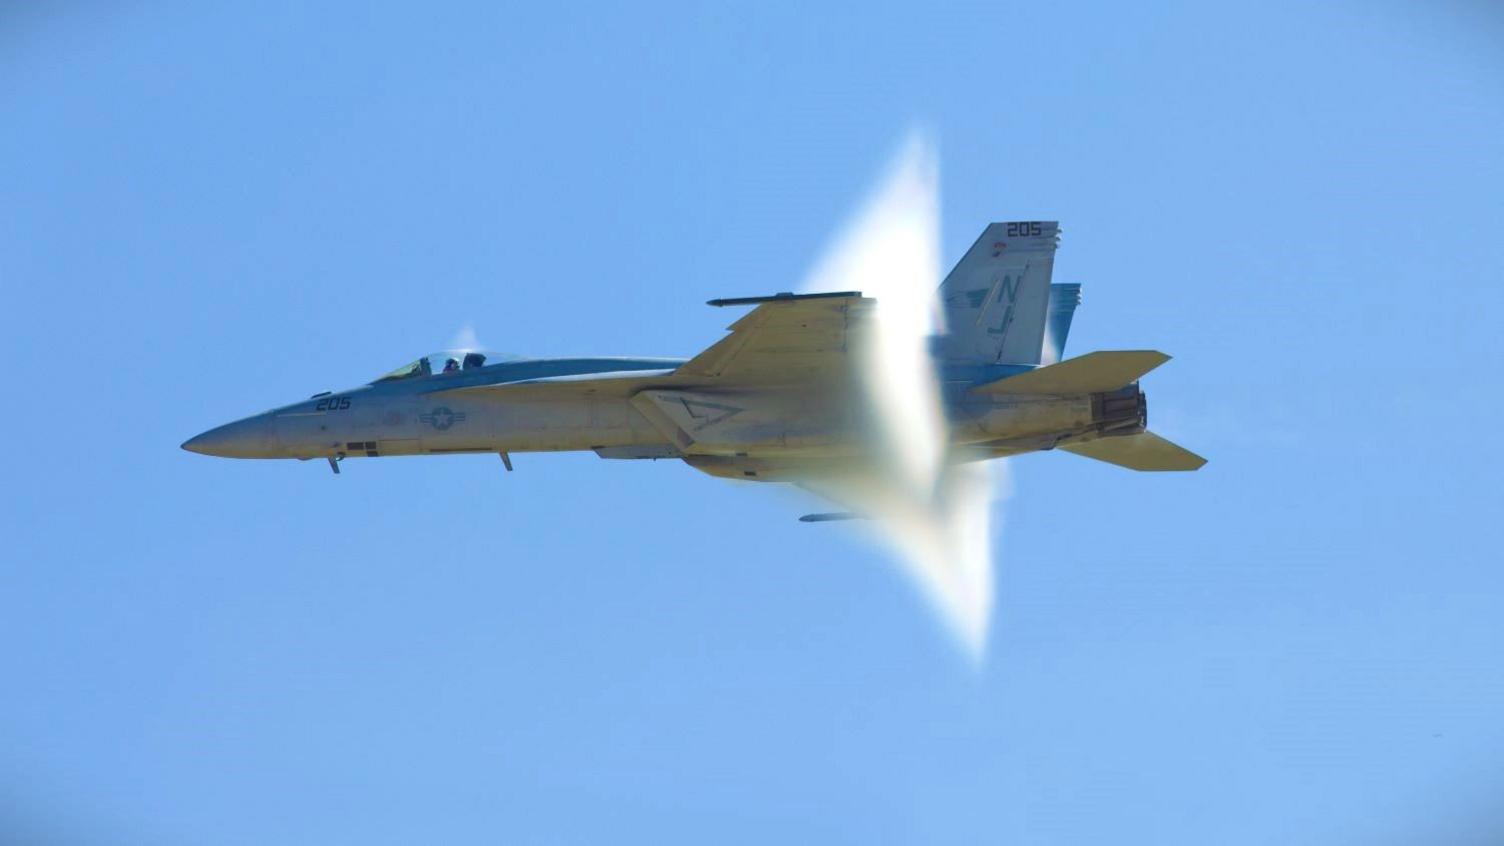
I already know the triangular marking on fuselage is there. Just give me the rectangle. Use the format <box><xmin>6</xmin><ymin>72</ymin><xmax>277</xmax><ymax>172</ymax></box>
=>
<box><xmin>679</xmin><ymin>398</ymin><xmax>743</xmax><ymax>430</ymax></box>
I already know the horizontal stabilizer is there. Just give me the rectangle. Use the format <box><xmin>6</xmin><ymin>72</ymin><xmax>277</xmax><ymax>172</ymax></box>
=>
<box><xmin>973</xmin><ymin>350</ymin><xmax>1169</xmax><ymax>396</ymax></box>
<box><xmin>1061</xmin><ymin>432</ymin><xmax>1206</xmax><ymax>471</ymax></box>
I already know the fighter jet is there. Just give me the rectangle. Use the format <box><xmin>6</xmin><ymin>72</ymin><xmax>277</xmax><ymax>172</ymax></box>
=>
<box><xmin>183</xmin><ymin>222</ymin><xmax>1204</xmax><ymax>506</ymax></box>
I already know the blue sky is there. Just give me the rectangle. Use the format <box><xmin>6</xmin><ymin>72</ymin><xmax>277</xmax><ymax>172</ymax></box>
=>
<box><xmin>3</xmin><ymin>1</ymin><xmax>1503</xmax><ymax>843</ymax></box>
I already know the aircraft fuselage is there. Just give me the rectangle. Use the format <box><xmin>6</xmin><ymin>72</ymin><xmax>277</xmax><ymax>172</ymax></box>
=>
<box><xmin>182</xmin><ymin>354</ymin><xmax>1147</xmax><ymax>479</ymax></box>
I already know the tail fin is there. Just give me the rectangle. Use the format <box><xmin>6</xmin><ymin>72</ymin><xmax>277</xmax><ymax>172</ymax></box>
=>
<box><xmin>1061</xmin><ymin>432</ymin><xmax>1207</xmax><ymax>471</ymax></box>
<box><xmin>938</xmin><ymin>221</ymin><xmax>1060</xmax><ymax>364</ymax></box>
<box><xmin>1043</xmin><ymin>283</ymin><xmax>1081</xmax><ymax>363</ymax></box>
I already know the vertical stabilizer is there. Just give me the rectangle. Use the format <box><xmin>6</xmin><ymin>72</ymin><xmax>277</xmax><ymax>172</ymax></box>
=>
<box><xmin>1044</xmin><ymin>283</ymin><xmax>1081</xmax><ymax>363</ymax></box>
<box><xmin>938</xmin><ymin>221</ymin><xmax>1060</xmax><ymax>364</ymax></box>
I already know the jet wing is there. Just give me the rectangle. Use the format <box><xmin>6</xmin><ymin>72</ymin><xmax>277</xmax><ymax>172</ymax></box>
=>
<box><xmin>677</xmin><ymin>292</ymin><xmax>873</xmax><ymax>385</ymax></box>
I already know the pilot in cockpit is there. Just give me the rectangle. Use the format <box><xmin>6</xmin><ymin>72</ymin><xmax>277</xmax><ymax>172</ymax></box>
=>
<box><xmin>442</xmin><ymin>357</ymin><xmax>461</xmax><ymax>374</ymax></box>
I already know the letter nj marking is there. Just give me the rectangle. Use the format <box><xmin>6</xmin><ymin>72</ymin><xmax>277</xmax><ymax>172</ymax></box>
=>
<box><xmin>984</xmin><ymin>268</ymin><xmax>1026</xmax><ymax>337</ymax></box>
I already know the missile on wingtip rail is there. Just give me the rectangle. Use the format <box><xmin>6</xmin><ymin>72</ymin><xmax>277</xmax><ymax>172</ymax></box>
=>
<box><xmin>707</xmin><ymin>291</ymin><xmax>863</xmax><ymax>307</ymax></box>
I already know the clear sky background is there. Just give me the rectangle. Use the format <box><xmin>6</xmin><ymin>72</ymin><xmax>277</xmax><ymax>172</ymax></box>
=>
<box><xmin>3</xmin><ymin>2</ymin><xmax>1503</xmax><ymax>843</ymax></box>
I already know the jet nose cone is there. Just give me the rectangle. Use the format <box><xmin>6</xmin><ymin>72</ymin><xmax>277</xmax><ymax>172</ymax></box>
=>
<box><xmin>182</xmin><ymin>415</ymin><xmax>276</xmax><ymax>458</ymax></box>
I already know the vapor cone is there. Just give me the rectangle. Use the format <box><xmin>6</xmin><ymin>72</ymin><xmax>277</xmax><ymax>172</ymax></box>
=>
<box><xmin>450</xmin><ymin>324</ymin><xmax>482</xmax><ymax>351</ymax></box>
<box><xmin>801</xmin><ymin>132</ymin><xmax>1003</xmax><ymax>660</ymax></box>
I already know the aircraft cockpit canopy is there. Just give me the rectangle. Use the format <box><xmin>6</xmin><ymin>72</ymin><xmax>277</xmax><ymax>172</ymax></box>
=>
<box><xmin>373</xmin><ymin>350</ymin><xmax>513</xmax><ymax>383</ymax></box>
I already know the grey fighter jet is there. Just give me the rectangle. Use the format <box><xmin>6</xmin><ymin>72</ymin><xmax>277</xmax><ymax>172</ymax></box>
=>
<box><xmin>184</xmin><ymin>222</ymin><xmax>1204</xmax><ymax>499</ymax></box>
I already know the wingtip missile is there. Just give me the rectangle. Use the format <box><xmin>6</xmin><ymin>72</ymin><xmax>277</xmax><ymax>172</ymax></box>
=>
<box><xmin>798</xmin><ymin>511</ymin><xmax>867</xmax><ymax>523</ymax></box>
<box><xmin>707</xmin><ymin>290</ymin><xmax>862</xmax><ymax>307</ymax></box>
